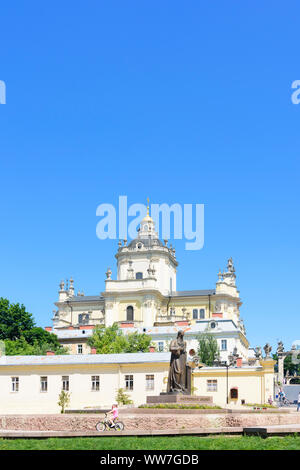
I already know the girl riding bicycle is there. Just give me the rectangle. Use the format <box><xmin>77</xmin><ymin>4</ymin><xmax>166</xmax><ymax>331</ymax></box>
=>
<box><xmin>107</xmin><ymin>404</ymin><xmax>118</xmax><ymax>427</ymax></box>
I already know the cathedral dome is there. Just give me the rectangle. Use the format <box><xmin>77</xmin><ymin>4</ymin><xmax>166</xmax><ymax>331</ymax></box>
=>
<box><xmin>127</xmin><ymin>237</ymin><xmax>164</xmax><ymax>249</ymax></box>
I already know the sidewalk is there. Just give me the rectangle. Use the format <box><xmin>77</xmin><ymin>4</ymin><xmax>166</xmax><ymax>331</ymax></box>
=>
<box><xmin>1</xmin><ymin>424</ymin><xmax>300</xmax><ymax>438</ymax></box>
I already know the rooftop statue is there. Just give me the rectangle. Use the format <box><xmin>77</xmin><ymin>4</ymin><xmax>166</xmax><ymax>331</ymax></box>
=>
<box><xmin>277</xmin><ymin>341</ymin><xmax>284</xmax><ymax>354</ymax></box>
<box><xmin>263</xmin><ymin>343</ymin><xmax>272</xmax><ymax>358</ymax></box>
<box><xmin>227</xmin><ymin>257</ymin><xmax>235</xmax><ymax>273</ymax></box>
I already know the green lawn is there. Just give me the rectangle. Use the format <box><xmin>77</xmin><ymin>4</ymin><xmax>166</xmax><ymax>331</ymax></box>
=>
<box><xmin>0</xmin><ymin>435</ymin><xmax>300</xmax><ymax>450</ymax></box>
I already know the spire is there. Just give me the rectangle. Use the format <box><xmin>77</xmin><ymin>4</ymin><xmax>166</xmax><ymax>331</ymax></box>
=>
<box><xmin>147</xmin><ymin>197</ymin><xmax>150</xmax><ymax>216</ymax></box>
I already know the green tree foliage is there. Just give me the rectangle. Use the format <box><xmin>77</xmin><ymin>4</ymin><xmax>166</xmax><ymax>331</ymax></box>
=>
<box><xmin>115</xmin><ymin>388</ymin><xmax>133</xmax><ymax>405</ymax></box>
<box><xmin>273</xmin><ymin>352</ymin><xmax>300</xmax><ymax>382</ymax></box>
<box><xmin>58</xmin><ymin>390</ymin><xmax>71</xmax><ymax>413</ymax></box>
<box><xmin>4</xmin><ymin>337</ymin><xmax>67</xmax><ymax>356</ymax></box>
<box><xmin>124</xmin><ymin>331</ymin><xmax>153</xmax><ymax>353</ymax></box>
<box><xmin>0</xmin><ymin>298</ymin><xmax>35</xmax><ymax>340</ymax></box>
<box><xmin>23</xmin><ymin>327</ymin><xmax>62</xmax><ymax>350</ymax></box>
<box><xmin>88</xmin><ymin>323</ymin><xmax>152</xmax><ymax>354</ymax></box>
<box><xmin>197</xmin><ymin>332</ymin><xmax>219</xmax><ymax>366</ymax></box>
<box><xmin>0</xmin><ymin>297</ymin><xmax>67</xmax><ymax>355</ymax></box>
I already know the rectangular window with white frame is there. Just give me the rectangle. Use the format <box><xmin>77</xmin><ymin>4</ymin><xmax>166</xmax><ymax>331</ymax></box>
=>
<box><xmin>91</xmin><ymin>375</ymin><xmax>100</xmax><ymax>391</ymax></box>
<box><xmin>221</xmin><ymin>339</ymin><xmax>227</xmax><ymax>351</ymax></box>
<box><xmin>40</xmin><ymin>376</ymin><xmax>48</xmax><ymax>392</ymax></box>
<box><xmin>125</xmin><ymin>374</ymin><xmax>134</xmax><ymax>391</ymax></box>
<box><xmin>207</xmin><ymin>379</ymin><xmax>217</xmax><ymax>392</ymax></box>
<box><xmin>11</xmin><ymin>377</ymin><xmax>19</xmax><ymax>392</ymax></box>
<box><xmin>77</xmin><ymin>344</ymin><xmax>83</xmax><ymax>354</ymax></box>
<box><xmin>158</xmin><ymin>341</ymin><xmax>164</xmax><ymax>352</ymax></box>
<box><xmin>146</xmin><ymin>374</ymin><xmax>154</xmax><ymax>390</ymax></box>
<box><xmin>62</xmin><ymin>376</ymin><xmax>69</xmax><ymax>391</ymax></box>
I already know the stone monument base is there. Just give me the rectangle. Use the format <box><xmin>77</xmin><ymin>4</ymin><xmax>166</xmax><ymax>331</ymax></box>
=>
<box><xmin>146</xmin><ymin>394</ymin><xmax>213</xmax><ymax>405</ymax></box>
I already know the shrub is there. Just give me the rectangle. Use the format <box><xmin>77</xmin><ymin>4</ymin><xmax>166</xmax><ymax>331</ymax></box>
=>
<box><xmin>139</xmin><ymin>404</ymin><xmax>221</xmax><ymax>410</ymax></box>
<box><xmin>58</xmin><ymin>390</ymin><xmax>71</xmax><ymax>413</ymax></box>
<box><xmin>115</xmin><ymin>388</ymin><xmax>133</xmax><ymax>405</ymax></box>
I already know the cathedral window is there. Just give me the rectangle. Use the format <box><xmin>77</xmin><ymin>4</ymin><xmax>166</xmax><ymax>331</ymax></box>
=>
<box><xmin>126</xmin><ymin>306</ymin><xmax>134</xmax><ymax>321</ymax></box>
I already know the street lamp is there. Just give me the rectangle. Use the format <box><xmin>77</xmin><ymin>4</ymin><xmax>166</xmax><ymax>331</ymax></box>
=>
<box><xmin>215</xmin><ymin>347</ymin><xmax>238</xmax><ymax>405</ymax></box>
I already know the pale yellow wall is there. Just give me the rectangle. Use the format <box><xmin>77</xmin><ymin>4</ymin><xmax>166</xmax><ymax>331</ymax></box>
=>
<box><xmin>168</xmin><ymin>301</ymin><xmax>210</xmax><ymax>321</ymax></box>
<box><xmin>193</xmin><ymin>364</ymin><xmax>275</xmax><ymax>407</ymax></box>
<box><xmin>0</xmin><ymin>363</ymin><xmax>168</xmax><ymax>414</ymax></box>
<box><xmin>0</xmin><ymin>361</ymin><xmax>275</xmax><ymax>414</ymax></box>
<box><xmin>63</xmin><ymin>342</ymin><xmax>91</xmax><ymax>355</ymax></box>
<box><xmin>118</xmin><ymin>299</ymin><xmax>142</xmax><ymax>322</ymax></box>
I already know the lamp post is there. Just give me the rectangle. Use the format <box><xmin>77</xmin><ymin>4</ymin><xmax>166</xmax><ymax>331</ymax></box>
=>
<box><xmin>217</xmin><ymin>347</ymin><xmax>238</xmax><ymax>405</ymax></box>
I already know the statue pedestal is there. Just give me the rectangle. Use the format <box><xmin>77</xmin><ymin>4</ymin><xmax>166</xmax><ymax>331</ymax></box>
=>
<box><xmin>146</xmin><ymin>394</ymin><xmax>213</xmax><ymax>405</ymax></box>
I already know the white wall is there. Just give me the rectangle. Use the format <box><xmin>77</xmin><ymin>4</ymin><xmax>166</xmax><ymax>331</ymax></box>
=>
<box><xmin>0</xmin><ymin>364</ymin><xmax>168</xmax><ymax>414</ymax></box>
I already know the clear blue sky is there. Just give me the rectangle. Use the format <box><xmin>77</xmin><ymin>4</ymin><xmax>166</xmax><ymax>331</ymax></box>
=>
<box><xmin>0</xmin><ymin>1</ymin><xmax>299</xmax><ymax>352</ymax></box>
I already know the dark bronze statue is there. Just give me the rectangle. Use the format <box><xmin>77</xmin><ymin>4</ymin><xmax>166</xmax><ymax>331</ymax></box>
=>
<box><xmin>167</xmin><ymin>330</ymin><xmax>190</xmax><ymax>393</ymax></box>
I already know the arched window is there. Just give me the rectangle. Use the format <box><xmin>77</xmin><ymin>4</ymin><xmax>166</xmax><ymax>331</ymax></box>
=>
<box><xmin>230</xmin><ymin>387</ymin><xmax>238</xmax><ymax>399</ymax></box>
<box><xmin>136</xmin><ymin>272</ymin><xmax>143</xmax><ymax>279</ymax></box>
<box><xmin>200</xmin><ymin>308</ymin><xmax>205</xmax><ymax>319</ymax></box>
<box><xmin>126</xmin><ymin>306</ymin><xmax>134</xmax><ymax>321</ymax></box>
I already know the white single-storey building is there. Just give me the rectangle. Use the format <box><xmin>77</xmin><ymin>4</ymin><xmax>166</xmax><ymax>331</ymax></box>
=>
<box><xmin>0</xmin><ymin>351</ymin><xmax>275</xmax><ymax>414</ymax></box>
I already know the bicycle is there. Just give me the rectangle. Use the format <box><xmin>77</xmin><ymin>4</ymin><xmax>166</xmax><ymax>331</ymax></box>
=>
<box><xmin>278</xmin><ymin>397</ymin><xmax>291</xmax><ymax>407</ymax></box>
<box><xmin>96</xmin><ymin>412</ymin><xmax>125</xmax><ymax>432</ymax></box>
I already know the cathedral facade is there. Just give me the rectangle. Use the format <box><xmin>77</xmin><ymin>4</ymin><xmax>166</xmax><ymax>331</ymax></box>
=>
<box><xmin>51</xmin><ymin>208</ymin><xmax>251</xmax><ymax>363</ymax></box>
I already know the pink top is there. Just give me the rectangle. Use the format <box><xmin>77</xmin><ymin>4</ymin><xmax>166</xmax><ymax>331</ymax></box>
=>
<box><xmin>113</xmin><ymin>408</ymin><xmax>118</xmax><ymax>419</ymax></box>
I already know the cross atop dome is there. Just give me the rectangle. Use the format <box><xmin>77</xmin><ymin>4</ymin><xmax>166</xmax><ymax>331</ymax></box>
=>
<box><xmin>139</xmin><ymin>197</ymin><xmax>157</xmax><ymax>238</ymax></box>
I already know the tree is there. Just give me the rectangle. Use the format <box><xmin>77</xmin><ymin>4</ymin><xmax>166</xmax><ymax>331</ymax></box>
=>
<box><xmin>23</xmin><ymin>327</ymin><xmax>63</xmax><ymax>351</ymax></box>
<box><xmin>124</xmin><ymin>331</ymin><xmax>152</xmax><ymax>353</ymax></box>
<box><xmin>4</xmin><ymin>337</ymin><xmax>67</xmax><ymax>356</ymax></box>
<box><xmin>115</xmin><ymin>388</ymin><xmax>133</xmax><ymax>405</ymax></box>
<box><xmin>4</xmin><ymin>337</ymin><xmax>36</xmax><ymax>355</ymax></box>
<box><xmin>88</xmin><ymin>324</ymin><xmax>128</xmax><ymax>354</ymax></box>
<box><xmin>0</xmin><ymin>298</ymin><xmax>35</xmax><ymax>340</ymax></box>
<box><xmin>88</xmin><ymin>323</ymin><xmax>152</xmax><ymax>354</ymax></box>
<box><xmin>273</xmin><ymin>352</ymin><xmax>300</xmax><ymax>382</ymax></box>
<box><xmin>197</xmin><ymin>332</ymin><xmax>219</xmax><ymax>366</ymax></box>
<box><xmin>58</xmin><ymin>390</ymin><xmax>71</xmax><ymax>413</ymax></box>
<box><xmin>0</xmin><ymin>297</ymin><xmax>68</xmax><ymax>355</ymax></box>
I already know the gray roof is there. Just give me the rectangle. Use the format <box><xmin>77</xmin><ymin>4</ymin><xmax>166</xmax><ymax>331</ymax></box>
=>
<box><xmin>122</xmin><ymin>320</ymin><xmax>238</xmax><ymax>336</ymax></box>
<box><xmin>172</xmin><ymin>289</ymin><xmax>215</xmax><ymax>297</ymax></box>
<box><xmin>0</xmin><ymin>352</ymin><xmax>171</xmax><ymax>367</ymax></box>
<box><xmin>52</xmin><ymin>319</ymin><xmax>239</xmax><ymax>340</ymax></box>
<box><xmin>127</xmin><ymin>237</ymin><xmax>164</xmax><ymax>248</ymax></box>
<box><xmin>68</xmin><ymin>296</ymin><xmax>104</xmax><ymax>303</ymax></box>
<box><xmin>54</xmin><ymin>329</ymin><xmax>94</xmax><ymax>339</ymax></box>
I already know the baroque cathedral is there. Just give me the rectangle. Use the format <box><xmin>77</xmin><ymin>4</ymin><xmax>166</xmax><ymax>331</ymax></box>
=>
<box><xmin>50</xmin><ymin>206</ymin><xmax>252</xmax><ymax>363</ymax></box>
